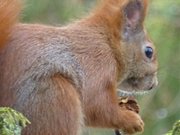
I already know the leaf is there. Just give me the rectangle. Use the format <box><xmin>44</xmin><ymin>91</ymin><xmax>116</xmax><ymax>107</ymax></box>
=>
<box><xmin>166</xmin><ymin>120</ymin><xmax>180</xmax><ymax>135</ymax></box>
<box><xmin>0</xmin><ymin>107</ymin><xmax>30</xmax><ymax>135</ymax></box>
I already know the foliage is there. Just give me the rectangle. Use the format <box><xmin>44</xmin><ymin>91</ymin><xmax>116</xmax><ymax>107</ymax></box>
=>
<box><xmin>166</xmin><ymin>120</ymin><xmax>180</xmax><ymax>135</ymax></box>
<box><xmin>0</xmin><ymin>107</ymin><xmax>30</xmax><ymax>135</ymax></box>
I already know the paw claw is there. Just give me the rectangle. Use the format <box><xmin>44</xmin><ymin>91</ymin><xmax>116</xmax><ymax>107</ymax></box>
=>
<box><xmin>119</xmin><ymin>110</ymin><xmax>144</xmax><ymax>134</ymax></box>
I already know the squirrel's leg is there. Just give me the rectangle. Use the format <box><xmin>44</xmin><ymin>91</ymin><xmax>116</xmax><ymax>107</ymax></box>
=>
<box><xmin>84</xmin><ymin>82</ymin><xmax>144</xmax><ymax>134</ymax></box>
<box><xmin>15</xmin><ymin>76</ymin><xmax>83</xmax><ymax>135</ymax></box>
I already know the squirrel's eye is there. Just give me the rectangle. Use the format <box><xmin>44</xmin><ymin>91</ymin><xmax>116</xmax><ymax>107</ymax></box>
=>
<box><xmin>145</xmin><ymin>46</ymin><xmax>153</xmax><ymax>59</ymax></box>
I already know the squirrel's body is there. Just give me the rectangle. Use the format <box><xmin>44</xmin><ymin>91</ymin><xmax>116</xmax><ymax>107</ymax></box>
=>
<box><xmin>0</xmin><ymin>22</ymin><xmax>119</xmax><ymax>134</ymax></box>
<box><xmin>0</xmin><ymin>0</ymin><xmax>158</xmax><ymax>135</ymax></box>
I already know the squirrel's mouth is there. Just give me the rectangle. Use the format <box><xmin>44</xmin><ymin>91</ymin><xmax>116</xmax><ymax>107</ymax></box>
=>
<box><xmin>117</xmin><ymin>75</ymin><xmax>158</xmax><ymax>97</ymax></box>
<box><xmin>117</xmin><ymin>89</ymin><xmax>152</xmax><ymax>97</ymax></box>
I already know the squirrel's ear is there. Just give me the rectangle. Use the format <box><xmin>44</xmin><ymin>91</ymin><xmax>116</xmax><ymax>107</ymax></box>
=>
<box><xmin>122</xmin><ymin>0</ymin><xmax>148</xmax><ymax>40</ymax></box>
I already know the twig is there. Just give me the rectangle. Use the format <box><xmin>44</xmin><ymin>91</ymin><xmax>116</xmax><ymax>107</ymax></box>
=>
<box><xmin>115</xmin><ymin>129</ymin><xmax>122</xmax><ymax>135</ymax></box>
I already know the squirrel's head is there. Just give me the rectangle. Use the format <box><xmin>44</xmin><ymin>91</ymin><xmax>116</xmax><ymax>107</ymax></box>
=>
<box><xmin>114</xmin><ymin>0</ymin><xmax>158</xmax><ymax>95</ymax></box>
<box><xmin>92</xmin><ymin>0</ymin><xmax>158</xmax><ymax>95</ymax></box>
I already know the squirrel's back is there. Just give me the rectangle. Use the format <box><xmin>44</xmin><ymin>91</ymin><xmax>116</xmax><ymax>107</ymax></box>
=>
<box><xmin>0</xmin><ymin>0</ymin><xmax>21</xmax><ymax>48</ymax></box>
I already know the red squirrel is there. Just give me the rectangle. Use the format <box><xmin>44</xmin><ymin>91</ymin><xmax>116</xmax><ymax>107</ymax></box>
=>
<box><xmin>0</xmin><ymin>0</ymin><xmax>21</xmax><ymax>48</ymax></box>
<box><xmin>0</xmin><ymin>0</ymin><xmax>158</xmax><ymax>135</ymax></box>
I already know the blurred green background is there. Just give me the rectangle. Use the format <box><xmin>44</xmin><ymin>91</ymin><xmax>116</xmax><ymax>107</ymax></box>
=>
<box><xmin>22</xmin><ymin>0</ymin><xmax>180</xmax><ymax>135</ymax></box>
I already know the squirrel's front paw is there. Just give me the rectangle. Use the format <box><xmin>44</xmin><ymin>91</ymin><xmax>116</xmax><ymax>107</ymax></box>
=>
<box><xmin>119</xmin><ymin>110</ymin><xmax>144</xmax><ymax>134</ymax></box>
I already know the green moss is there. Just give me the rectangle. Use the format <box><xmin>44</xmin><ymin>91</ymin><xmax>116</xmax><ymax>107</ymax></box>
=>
<box><xmin>166</xmin><ymin>120</ymin><xmax>180</xmax><ymax>135</ymax></box>
<box><xmin>0</xmin><ymin>107</ymin><xmax>30</xmax><ymax>135</ymax></box>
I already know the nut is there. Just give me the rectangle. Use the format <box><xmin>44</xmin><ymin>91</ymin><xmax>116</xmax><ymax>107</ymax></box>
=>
<box><xmin>118</xmin><ymin>97</ymin><xmax>140</xmax><ymax>113</ymax></box>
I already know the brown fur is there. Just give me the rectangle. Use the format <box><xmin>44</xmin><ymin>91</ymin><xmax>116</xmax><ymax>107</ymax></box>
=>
<box><xmin>0</xmin><ymin>0</ymin><xmax>158</xmax><ymax>135</ymax></box>
<box><xmin>0</xmin><ymin>0</ymin><xmax>21</xmax><ymax>48</ymax></box>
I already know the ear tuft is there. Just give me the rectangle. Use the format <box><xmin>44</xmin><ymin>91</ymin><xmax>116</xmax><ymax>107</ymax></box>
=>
<box><xmin>122</xmin><ymin>0</ymin><xmax>147</xmax><ymax>41</ymax></box>
<box><xmin>124</xmin><ymin>0</ymin><xmax>142</xmax><ymax>29</ymax></box>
